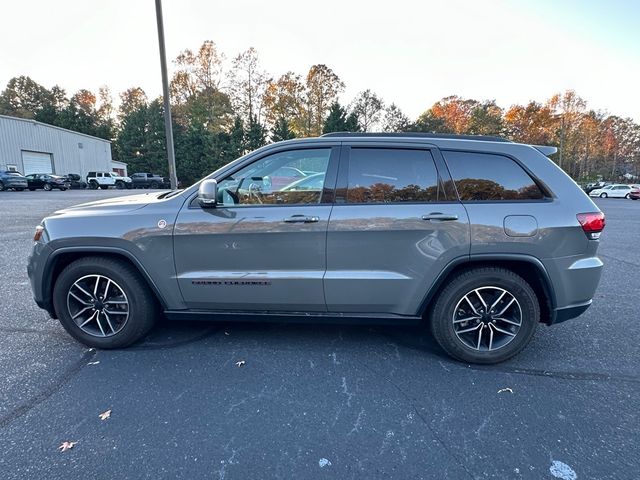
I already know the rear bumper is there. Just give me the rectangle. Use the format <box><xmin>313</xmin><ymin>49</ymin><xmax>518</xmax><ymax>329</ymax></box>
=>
<box><xmin>543</xmin><ymin>255</ymin><xmax>603</xmax><ymax>324</ymax></box>
<box><xmin>4</xmin><ymin>180</ymin><xmax>28</xmax><ymax>188</ymax></box>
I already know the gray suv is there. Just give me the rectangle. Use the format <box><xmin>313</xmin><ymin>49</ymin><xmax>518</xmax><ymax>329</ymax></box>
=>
<box><xmin>27</xmin><ymin>133</ymin><xmax>605</xmax><ymax>364</ymax></box>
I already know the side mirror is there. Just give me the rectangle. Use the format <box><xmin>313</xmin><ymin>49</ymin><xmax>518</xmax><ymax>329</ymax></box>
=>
<box><xmin>198</xmin><ymin>179</ymin><xmax>218</xmax><ymax>208</ymax></box>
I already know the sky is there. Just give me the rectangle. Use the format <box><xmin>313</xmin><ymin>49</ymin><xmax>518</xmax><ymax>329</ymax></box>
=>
<box><xmin>1</xmin><ymin>0</ymin><xmax>639</xmax><ymax>121</ymax></box>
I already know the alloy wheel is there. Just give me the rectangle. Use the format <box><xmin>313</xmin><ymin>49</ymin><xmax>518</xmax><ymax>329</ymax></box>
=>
<box><xmin>452</xmin><ymin>286</ymin><xmax>522</xmax><ymax>352</ymax></box>
<box><xmin>66</xmin><ymin>274</ymin><xmax>130</xmax><ymax>337</ymax></box>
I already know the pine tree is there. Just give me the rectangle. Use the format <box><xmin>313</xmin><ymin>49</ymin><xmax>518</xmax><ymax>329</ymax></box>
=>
<box><xmin>271</xmin><ymin>116</ymin><xmax>295</xmax><ymax>142</ymax></box>
<box><xmin>345</xmin><ymin>112</ymin><xmax>361</xmax><ymax>132</ymax></box>
<box><xmin>323</xmin><ymin>102</ymin><xmax>349</xmax><ymax>133</ymax></box>
<box><xmin>246</xmin><ymin>115</ymin><xmax>267</xmax><ymax>151</ymax></box>
<box><xmin>228</xmin><ymin>116</ymin><xmax>245</xmax><ymax>158</ymax></box>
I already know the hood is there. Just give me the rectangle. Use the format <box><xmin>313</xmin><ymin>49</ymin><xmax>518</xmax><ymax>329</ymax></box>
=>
<box><xmin>52</xmin><ymin>192</ymin><xmax>168</xmax><ymax>216</ymax></box>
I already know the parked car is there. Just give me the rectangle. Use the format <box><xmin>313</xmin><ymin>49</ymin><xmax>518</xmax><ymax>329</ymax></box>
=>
<box><xmin>25</xmin><ymin>173</ymin><xmax>69</xmax><ymax>191</ymax></box>
<box><xmin>86</xmin><ymin>171</ymin><xmax>133</xmax><ymax>190</ymax></box>
<box><xmin>0</xmin><ymin>170</ymin><xmax>28</xmax><ymax>191</ymax></box>
<box><xmin>28</xmin><ymin>133</ymin><xmax>605</xmax><ymax>364</ymax></box>
<box><xmin>630</xmin><ymin>186</ymin><xmax>640</xmax><ymax>200</ymax></box>
<box><xmin>63</xmin><ymin>173</ymin><xmax>87</xmax><ymax>189</ymax></box>
<box><xmin>588</xmin><ymin>184</ymin><xmax>633</xmax><ymax>198</ymax></box>
<box><xmin>130</xmin><ymin>172</ymin><xmax>170</xmax><ymax>189</ymax></box>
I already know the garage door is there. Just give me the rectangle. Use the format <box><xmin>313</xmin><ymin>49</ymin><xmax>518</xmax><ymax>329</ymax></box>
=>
<box><xmin>22</xmin><ymin>151</ymin><xmax>53</xmax><ymax>175</ymax></box>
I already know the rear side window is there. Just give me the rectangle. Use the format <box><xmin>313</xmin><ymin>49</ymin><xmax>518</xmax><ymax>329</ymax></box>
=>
<box><xmin>443</xmin><ymin>151</ymin><xmax>544</xmax><ymax>201</ymax></box>
<box><xmin>346</xmin><ymin>148</ymin><xmax>444</xmax><ymax>203</ymax></box>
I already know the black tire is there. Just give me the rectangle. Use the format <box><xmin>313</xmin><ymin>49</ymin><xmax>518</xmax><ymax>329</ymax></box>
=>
<box><xmin>0</xmin><ymin>181</ymin><xmax>4</xmax><ymax>191</ymax></box>
<box><xmin>115</xmin><ymin>180</ymin><xmax>125</xmax><ymax>190</ymax></box>
<box><xmin>15</xmin><ymin>188</ymin><xmax>24</xmax><ymax>191</ymax></box>
<box><xmin>100</xmin><ymin>185</ymin><xmax>109</xmax><ymax>190</ymax></box>
<box><xmin>429</xmin><ymin>267</ymin><xmax>539</xmax><ymax>364</ymax></box>
<box><xmin>89</xmin><ymin>181</ymin><xmax>98</xmax><ymax>190</ymax></box>
<box><xmin>150</xmin><ymin>181</ymin><xmax>159</xmax><ymax>189</ymax></box>
<box><xmin>60</xmin><ymin>187</ymin><xmax>67</xmax><ymax>191</ymax></box>
<box><xmin>600</xmin><ymin>192</ymin><xmax>607</xmax><ymax>198</ymax></box>
<box><xmin>625</xmin><ymin>193</ymin><xmax>630</xmax><ymax>199</ymax></box>
<box><xmin>43</xmin><ymin>183</ymin><xmax>52</xmax><ymax>191</ymax></box>
<box><xmin>53</xmin><ymin>256</ymin><xmax>158</xmax><ymax>348</ymax></box>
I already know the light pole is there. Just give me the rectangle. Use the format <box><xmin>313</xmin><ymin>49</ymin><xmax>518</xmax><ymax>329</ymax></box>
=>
<box><xmin>154</xmin><ymin>0</ymin><xmax>178</xmax><ymax>190</ymax></box>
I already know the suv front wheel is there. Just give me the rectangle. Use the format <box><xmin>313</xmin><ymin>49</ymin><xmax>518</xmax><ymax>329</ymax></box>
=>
<box><xmin>430</xmin><ymin>267</ymin><xmax>539</xmax><ymax>364</ymax></box>
<box><xmin>53</xmin><ymin>256</ymin><xmax>158</xmax><ymax>348</ymax></box>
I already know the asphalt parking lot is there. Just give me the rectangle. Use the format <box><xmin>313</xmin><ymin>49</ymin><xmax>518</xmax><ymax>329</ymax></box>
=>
<box><xmin>0</xmin><ymin>189</ymin><xmax>638</xmax><ymax>479</ymax></box>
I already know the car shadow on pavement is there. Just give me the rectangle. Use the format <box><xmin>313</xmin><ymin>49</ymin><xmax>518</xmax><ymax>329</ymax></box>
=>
<box><xmin>134</xmin><ymin>317</ymin><xmax>448</xmax><ymax>359</ymax></box>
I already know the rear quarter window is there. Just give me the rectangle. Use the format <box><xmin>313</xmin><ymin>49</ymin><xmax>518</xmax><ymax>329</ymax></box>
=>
<box><xmin>443</xmin><ymin>151</ymin><xmax>544</xmax><ymax>201</ymax></box>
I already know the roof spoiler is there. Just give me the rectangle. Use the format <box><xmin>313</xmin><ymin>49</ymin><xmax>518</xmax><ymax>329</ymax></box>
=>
<box><xmin>533</xmin><ymin>145</ymin><xmax>558</xmax><ymax>156</ymax></box>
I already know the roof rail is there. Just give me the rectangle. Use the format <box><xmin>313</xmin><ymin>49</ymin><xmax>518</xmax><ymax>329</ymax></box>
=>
<box><xmin>320</xmin><ymin>132</ymin><xmax>512</xmax><ymax>142</ymax></box>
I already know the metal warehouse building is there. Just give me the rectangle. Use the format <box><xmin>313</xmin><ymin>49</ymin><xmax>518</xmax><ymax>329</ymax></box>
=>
<box><xmin>0</xmin><ymin>115</ymin><xmax>126</xmax><ymax>177</ymax></box>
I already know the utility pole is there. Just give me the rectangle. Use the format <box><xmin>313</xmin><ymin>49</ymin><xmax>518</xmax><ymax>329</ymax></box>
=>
<box><xmin>154</xmin><ymin>0</ymin><xmax>178</xmax><ymax>190</ymax></box>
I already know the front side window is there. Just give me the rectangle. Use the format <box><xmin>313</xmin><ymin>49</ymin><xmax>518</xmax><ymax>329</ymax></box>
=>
<box><xmin>443</xmin><ymin>151</ymin><xmax>544</xmax><ymax>201</ymax></box>
<box><xmin>346</xmin><ymin>148</ymin><xmax>443</xmax><ymax>203</ymax></box>
<box><xmin>217</xmin><ymin>148</ymin><xmax>331</xmax><ymax>206</ymax></box>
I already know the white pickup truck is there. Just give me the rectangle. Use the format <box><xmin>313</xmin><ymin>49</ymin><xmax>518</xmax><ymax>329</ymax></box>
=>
<box><xmin>86</xmin><ymin>171</ymin><xmax>133</xmax><ymax>190</ymax></box>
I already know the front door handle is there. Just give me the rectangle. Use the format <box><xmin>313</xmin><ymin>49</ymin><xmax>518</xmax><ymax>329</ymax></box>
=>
<box><xmin>283</xmin><ymin>215</ymin><xmax>320</xmax><ymax>223</ymax></box>
<box><xmin>422</xmin><ymin>213</ymin><xmax>459</xmax><ymax>222</ymax></box>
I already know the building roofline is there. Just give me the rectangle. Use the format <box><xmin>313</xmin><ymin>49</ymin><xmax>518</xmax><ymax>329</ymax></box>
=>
<box><xmin>0</xmin><ymin>114</ymin><xmax>112</xmax><ymax>143</ymax></box>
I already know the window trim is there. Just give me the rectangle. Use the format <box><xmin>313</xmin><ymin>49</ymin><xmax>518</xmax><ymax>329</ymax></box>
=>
<box><xmin>440</xmin><ymin>148</ymin><xmax>554</xmax><ymax>204</ymax></box>
<box><xmin>335</xmin><ymin>143</ymin><xmax>456</xmax><ymax>206</ymax></box>
<box><xmin>188</xmin><ymin>145</ymin><xmax>341</xmax><ymax>209</ymax></box>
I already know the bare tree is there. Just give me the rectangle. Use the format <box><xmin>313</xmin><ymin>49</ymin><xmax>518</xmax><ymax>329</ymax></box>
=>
<box><xmin>351</xmin><ymin>89</ymin><xmax>384</xmax><ymax>132</ymax></box>
<box><xmin>305</xmin><ymin>64</ymin><xmax>345</xmax><ymax>135</ymax></box>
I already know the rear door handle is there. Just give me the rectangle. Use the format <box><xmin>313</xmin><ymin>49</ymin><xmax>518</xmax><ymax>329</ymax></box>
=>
<box><xmin>421</xmin><ymin>213</ymin><xmax>459</xmax><ymax>222</ymax></box>
<box><xmin>283</xmin><ymin>215</ymin><xmax>320</xmax><ymax>223</ymax></box>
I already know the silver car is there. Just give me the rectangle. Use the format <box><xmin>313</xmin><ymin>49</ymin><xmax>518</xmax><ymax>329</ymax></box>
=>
<box><xmin>28</xmin><ymin>133</ymin><xmax>605</xmax><ymax>364</ymax></box>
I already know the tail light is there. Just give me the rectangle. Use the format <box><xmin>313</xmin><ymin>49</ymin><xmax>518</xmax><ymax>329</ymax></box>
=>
<box><xmin>577</xmin><ymin>212</ymin><xmax>605</xmax><ymax>239</ymax></box>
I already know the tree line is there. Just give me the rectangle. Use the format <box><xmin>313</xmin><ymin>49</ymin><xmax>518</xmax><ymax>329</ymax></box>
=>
<box><xmin>1</xmin><ymin>40</ymin><xmax>638</xmax><ymax>185</ymax></box>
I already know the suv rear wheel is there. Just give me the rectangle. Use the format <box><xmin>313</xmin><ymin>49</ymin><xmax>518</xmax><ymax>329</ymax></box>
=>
<box><xmin>430</xmin><ymin>267</ymin><xmax>539</xmax><ymax>364</ymax></box>
<box><xmin>89</xmin><ymin>180</ymin><xmax>98</xmax><ymax>190</ymax></box>
<box><xmin>53</xmin><ymin>257</ymin><xmax>158</xmax><ymax>348</ymax></box>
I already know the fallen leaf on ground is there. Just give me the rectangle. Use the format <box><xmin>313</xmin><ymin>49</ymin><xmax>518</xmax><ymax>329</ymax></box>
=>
<box><xmin>497</xmin><ymin>387</ymin><xmax>514</xmax><ymax>394</ymax></box>
<box><xmin>235</xmin><ymin>360</ymin><xmax>245</xmax><ymax>367</ymax></box>
<box><xmin>99</xmin><ymin>409</ymin><xmax>111</xmax><ymax>420</ymax></box>
<box><xmin>58</xmin><ymin>441</ymin><xmax>77</xmax><ymax>452</ymax></box>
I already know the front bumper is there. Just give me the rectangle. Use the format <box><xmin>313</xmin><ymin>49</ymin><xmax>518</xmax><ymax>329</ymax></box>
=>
<box><xmin>27</xmin><ymin>241</ymin><xmax>55</xmax><ymax>315</ymax></box>
<box><xmin>550</xmin><ymin>301</ymin><xmax>592</xmax><ymax>324</ymax></box>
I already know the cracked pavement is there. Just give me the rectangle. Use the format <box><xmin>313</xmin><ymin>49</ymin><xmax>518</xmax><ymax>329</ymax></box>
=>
<box><xmin>0</xmin><ymin>190</ymin><xmax>638</xmax><ymax>479</ymax></box>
